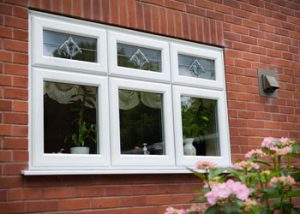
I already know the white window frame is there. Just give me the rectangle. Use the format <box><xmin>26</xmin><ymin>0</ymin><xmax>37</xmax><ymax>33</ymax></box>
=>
<box><xmin>31</xmin><ymin>14</ymin><xmax>107</xmax><ymax>74</ymax></box>
<box><xmin>25</xmin><ymin>11</ymin><xmax>231</xmax><ymax>175</ymax></box>
<box><xmin>30</xmin><ymin>67</ymin><xmax>110</xmax><ymax>169</ymax></box>
<box><xmin>109</xmin><ymin>78</ymin><xmax>175</xmax><ymax>167</ymax></box>
<box><xmin>173</xmin><ymin>86</ymin><xmax>231</xmax><ymax>167</ymax></box>
<box><xmin>108</xmin><ymin>31</ymin><xmax>171</xmax><ymax>83</ymax></box>
<box><xmin>170</xmin><ymin>43</ymin><xmax>225</xmax><ymax>90</ymax></box>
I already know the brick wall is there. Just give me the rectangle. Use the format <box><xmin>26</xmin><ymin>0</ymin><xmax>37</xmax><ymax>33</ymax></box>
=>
<box><xmin>0</xmin><ymin>0</ymin><xmax>299</xmax><ymax>213</ymax></box>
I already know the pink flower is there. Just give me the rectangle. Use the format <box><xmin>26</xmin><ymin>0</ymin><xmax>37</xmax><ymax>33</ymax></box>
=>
<box><xmin>205</xmin><ymin>191</ymin><xmax>219</xmax><ymax>205</ymax></box>
<box><xmin>164</xmin><ymin>207</ymin><xmax>185</xmax><ymax>214</ymax></box>
<box><xmin>261</xmin><ymin>137</ymin><xmax>274</xmax><ymax>148</ymax></box>
<box><xmin>227</xmin><ymin>180</ymin><xmax>251</xmax><ymax>200</ymax></box>
<box><xmin>214</xmin><ymin>183</ymin><xmax>232</xmax><ymax>199</ymax></box>
<box><xmin>245</xmin><ymin>149</ymin><xmax>265</xmax><ymax>159</ymax></box>
<box><xmin>196</xmin><ymin>161</ymin><xmax>216</xmax><ymax>170</ymax></box>
<box><xmin>269</xmin><ymin>176</ymin><xmax>295</xmax><ymax>188</ymax></box>
<box><xmin>270</xmin><ymin>146</ymin><xmax>292</xmax><ymax>156</ymax></box>
<box><xmin>233</xmin><ymin>161</ymin><xmax>260</xmax><ymax>171</ymax></box>
<box><xmin>280</xmin><ymin>137</ymin><xmax>290</xmax><ymax>145</ymax></box>
<box><xmin>204</xmin><ymin>180</ymin><xmax>251</xmax><ymax>205</ymax></box>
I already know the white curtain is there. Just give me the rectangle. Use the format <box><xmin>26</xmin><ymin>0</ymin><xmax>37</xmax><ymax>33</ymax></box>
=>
<box><xmin>44</xmin><ymin>82</ymin><xmax>161</xmax><ymax>110</ymax></box>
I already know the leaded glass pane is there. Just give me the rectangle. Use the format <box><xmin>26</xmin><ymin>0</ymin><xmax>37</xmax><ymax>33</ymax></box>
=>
<box><xmin>43</xmin><ymin>30</ymin><xmax>97</xmax><ymax>62</ymax></box>
<box><xmin>119</xmin><ymin>89</ymin><xmax>165</xmax><ymax>155</ymax></box>
<box><xmin>178</xmin><ymin>54</ymin><xmax>215</xmax><ymax>80</ymax></box>
<box><xmin>117</xmin><ymin>43</ymin><xmax>161</xmax><ymax>72</ymax></box>
<box><xmin>44</xmin><ymin>81</ymin><xmax>98</xmax><ymax>154</ymax></box>
<box><xmin>181</xmin><ymin>96</ymin><xmax>220</xmax><ymax>156</ymax></box>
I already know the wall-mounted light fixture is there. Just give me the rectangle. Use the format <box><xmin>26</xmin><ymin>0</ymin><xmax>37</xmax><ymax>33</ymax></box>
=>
<box><xmin>258</xmin><ymin>68</ymin><xmax>280</xmax><ymax>98</ymax></box>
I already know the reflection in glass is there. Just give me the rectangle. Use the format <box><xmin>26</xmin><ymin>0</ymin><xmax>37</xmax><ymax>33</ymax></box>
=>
<box><xmin>43</xmin><ymin>30</ymin><xmax>97</xmax><ymax>62</ymax></box>
<box><xmin>181</xmin><ymin>96</ymin><xmax>219</xmax><ymax>156</ymax></box>
<box><xmin>117</xmin><ymin>43</ymin><xmax>161</xmax><ymax>72</ymax></box>
<box><xmin>178</xmin><ymin>54</ymin><xmax>215</xmax><ymax>80</ymax></box>
<box><xmin>44</xmin><ymin>81</ymin><xmax>98</xmax><ymax>154</ymax></box>
<box><xmin>119</xmin><ymin>89</ymin><xmax>165</xmax><ymax>155</ymax></box>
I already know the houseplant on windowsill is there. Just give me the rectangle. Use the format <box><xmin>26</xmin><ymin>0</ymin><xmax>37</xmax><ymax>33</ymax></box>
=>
<box><xmin>65</xmin><ymin>86</ymin><xmax>97</xmax><ymax>154</ymax></box>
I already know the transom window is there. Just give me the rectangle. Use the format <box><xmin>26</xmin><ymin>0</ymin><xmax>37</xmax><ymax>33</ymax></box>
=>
<box><xmin>26</xmin><ymin>11</ymin><xmax>230</xmax><ymax>175</ymax></box>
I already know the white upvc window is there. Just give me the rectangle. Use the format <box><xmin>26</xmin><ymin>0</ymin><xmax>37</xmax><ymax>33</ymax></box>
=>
<box><xmin>26</xmin><ymin>11</ymin><xmax>230</xmax><ymax>175</ymax></box>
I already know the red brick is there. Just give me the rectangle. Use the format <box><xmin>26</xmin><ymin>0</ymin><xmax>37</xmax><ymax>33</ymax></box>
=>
<box><xmin>0</xmin><ymin>75</ymin><xmax>12</xmax><ymax>86</ymax></box>
<box><xmin>12</xmin><ymin>125</ymin><xmax>27</xmax><ymax>137</ymax></box>
<box><xmin>0</xmin><ymin>26</ymin><xmax>13</xmax><ymax>38</ymax></box>
<box><xmin>174</xmin><ymin>11</ymin><xmax>182</xmax><ymax>38</ymax></box>
<box><xmin>133</xmin><ymin>206</ymin><xmax>158</xmax><ymax>214</ymax></box>
<box><xmin>13</xmin><ymin>53</ymin><xmax>28</xmax><ymax>64</ymax></box>
<box><xmin>92</xmin><ymin>197</ymin><xmax>120</xmax><ymax>208</ymax></box>
<box><xmin>3</xmin><ymin>39</ymin><xmax>27</xmax><ymax>53</ymax></box>
<box><xmin>4</xmin><ymin>113</ymin><xmax>27</xmax><ymax>125</ymax></box>
<box><xmin>186</xmin><ymin>5</ymin><xmax>205</xmax><ymax>17</ymax></box>
<box><xmin>52</xmin><ymin>0</ymin><xmax>62</xmax><ymax>13</ymax></box>
<box><xmin>0</xmin><ymin>124</ymin><xmax>12</xmax><ymax>135</ymax></box>
<box><xmin>59</xmin><ymin>198</ymin><xmax>90</xmax><ymax>210</ymax></box>
<box><xmin>13</xmin><ymin>6</ymin><xmax>27</xmax><ymax>19</ymax></box>
<box><xmin>0</xmin><ymin>3</ymin><xmax>13</xmax><ymax>15</ymax></box>
<box><xmin>12</xmin><ymin>100</ymin><xmax>27</xmax><ymax>112</ymax></box>
<box><xmin>4</xmin><ymin>16</ymin><xmax>27</xmax><ymax>30</ymax></box>
<box><xmin>0</xmin><ymin>202</ymin><xmax>25</xmax><ymax>213</ymax></box>
<box><xmin>4</xmin><ymin>64</ymin><xmax>28</xmax><ymax>76</ymax></box>
<box><xmin>2</xmin><ymin>138</ymin><xmax>27</xmax><ymax>149</ymax></box>
<box><xmin>12</xmin><ymin>150</ymin><xmax>28</xmax><ymax>161</ymax></box>
<box><xmin>2</xmin><ymin>163</ymin><xmax>27</xmax><ymax>175</ymax></box>
<box><xmin>128</xmin><ymin>0</ymin><xmax>137</xmax><ymax>28</ymax></box>
<box><xmin>44</xmin><ymin>187</ymin><xmax>77</xmax><ymax>199</ymax></box>
<box><xmin>0</xmin><ymin>51</ymin><xmax>13</xmax><ymax>63</ymax></box>
<box><xmin>152</xmin><ymin>6</ymin><xmax>160</xmax><ymax>33</ymax></box>
<box><xmin>4</xmin><ymin>88</ymin><xmax>27</xmax><ymax>100</ymax></box>
<box><xmin>165</xmin><ymin>0</ymin><xmax>186</xmax><ymax>11</ymax></box>
<box><xmin>167</xmin><ymin>10</ymin><xmax>175</xmax><ymax>36</ymax></box>
<box><xmin>144</xmin><ymin>4</ymin><xmax>152</xmax><ymax>31</ymax></box>
<box><xmin>13</xmin><ymin>29</ymin><xmax>27</xmax><ymax>41</ymax></box>
<box><xmin>136</xmin><ymin>2</ymin><xmax>144</xmax><ymax>30</ymax></box>
<box><xmin>26</xmin><ymin>201</ymin><xmax>58</xmax><ymax>212</ymax></box>
<box><xmin>0</xmin><ymin>150</ymin><xmax>12</xmax><ymax>162</ymax></box>
<box><xmin>110</xmin><ymin>0</ymin><xmax>119</xmax><ymax>24</ymax></box>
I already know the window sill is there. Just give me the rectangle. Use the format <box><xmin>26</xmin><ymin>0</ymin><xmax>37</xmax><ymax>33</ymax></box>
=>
<box><xmin>22</xmin><ymin>168</ymin><xmax>197</xmax><ymax>176</ymax></box>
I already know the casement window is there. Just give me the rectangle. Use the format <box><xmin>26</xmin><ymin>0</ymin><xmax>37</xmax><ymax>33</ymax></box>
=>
<box><xmin>25</xmin><ymin>11</ymin><xmax>230</xmax><ymax>175</ymax></box>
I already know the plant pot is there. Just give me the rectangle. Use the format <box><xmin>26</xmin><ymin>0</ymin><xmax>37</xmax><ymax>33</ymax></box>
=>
<box><xmin>183</xmin><ymin>138</ymin><xmax>196</xmax><ymax>156</ymax></box>
<box><xmin>70</xmin><ymin>147</ymin><xmax>90</xmax><ymax>154</ymax></box>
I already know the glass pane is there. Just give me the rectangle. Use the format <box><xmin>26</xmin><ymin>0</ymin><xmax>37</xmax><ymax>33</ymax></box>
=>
<box><xmin>44</xmin><ymin>81</ymin><xmax>98</xmax><ymax>154</ymax></box>
<box><xmin>43</xmin><ymin>30</ymin><xmax>97</xmax><ymax>62</ymax></box>
<box><xmin>119</xmin><ymin>89</ymin><xmax>165</xmax><ymax>155</ymax></box>
<box><xmin>178</xmin><ymin>54</ymin><xmax>215</xmax><ymax>80</ymax></box>
<box><xmin>117</xmin><ymin>43</ymin><xmax>162</xmax><ymax>72</ymax></box>
<box><xmin>181</xmin><ymin>96</ymin><xmax>220</xmax><ymax>156</ymax></box>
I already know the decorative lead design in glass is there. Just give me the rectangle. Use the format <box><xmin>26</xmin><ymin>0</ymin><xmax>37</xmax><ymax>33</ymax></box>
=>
<box><xmin>117</xmin><ymin>43</ymin><xmax>162</xmax><ymax>72</ymax></box>
<box><xmin>43</xmin><ymin>30</ymin><xmax>97</xmax><ymax>62</ymax></box>
<box><xmin>188</xmin><ymin>59</ymin><xmax>207</xmax><ymax>77</ymax></box>
<box><xmin>58</xmin><ymin>36</ymin><xmax>82</xmax><ymax>59</ymax></box>
<box><xmin>129</xmin><ymin>49</ymin><xmax>150</xmax><ymax>69</ymax></box>
<box><xmin>178</xmin><ymin>54</ymin><xmax>215</xmax><ymax>80</ymax></box>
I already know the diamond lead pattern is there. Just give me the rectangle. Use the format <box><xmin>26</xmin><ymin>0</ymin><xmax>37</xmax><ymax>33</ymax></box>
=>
<box><xmin>188</xmin><ymin>59</ymin><xmax>207</xmax><ymax>77</ymax></box>
<box><xmin>129</xmin><ymin>49</ymin><xmax>150</xmax><ymax>69</ymax></box>
<box><xmin>58</xmin><ymin>36</ymin><xmax>82</xmax><ymax>58</ymax></box>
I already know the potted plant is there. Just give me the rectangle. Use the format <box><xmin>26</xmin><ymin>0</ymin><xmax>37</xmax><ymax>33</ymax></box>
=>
<box><xmin>65</xmin><ymin>86</ymin><xmax>97</xmax><ymax>154</ymax></box>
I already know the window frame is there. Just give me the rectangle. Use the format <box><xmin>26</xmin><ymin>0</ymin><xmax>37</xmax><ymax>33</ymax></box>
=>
<box><xmin>170</xmin><ymin>43</ymin><xmax>225</xmax><ymax>91</ymax></box>
<box><xmin>25</xmin><ymin>11</ymin><xmax>231</xmax><ymax>175</ymax></box>
<box><xmin>30</xmin><ymin>67</ymin><xmax>110</xmax><ymax>169</ymax></box>
<box><xmin>108</xmin><ymin>31</ymin><xmax>171</xmax><ymax>83</ymax></box>
<box><xmin>172</xmin><ymin>85</ymin><xmax>231</xmax><ymax>167</ymax></box>
<box><xmin>31</xmin><ymin>14</ymin><xmax>107</xmax><ymax>74</ymax></box>
<box><xmin>109</xmin><ymin>78</ymin><xmax>175</xmax><ymax>167</ymax></box>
